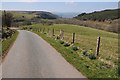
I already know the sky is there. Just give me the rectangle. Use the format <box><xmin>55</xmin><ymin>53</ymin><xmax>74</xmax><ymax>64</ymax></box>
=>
<box><xmin>1</xmin><ymin>0</ymin><xmax>120</xmax><ymax>2</ymax></box>
<box><xmin>1</xmin><ymin>1</ymin><xmax>119</xmax><ymax>13</ymax></box>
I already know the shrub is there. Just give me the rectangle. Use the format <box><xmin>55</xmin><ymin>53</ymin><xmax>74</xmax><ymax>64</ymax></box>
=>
<box><xmin>89</xmin><ymin>54</ymin><xmax>96</xmax><ymax>60</ymax></box>
<box><xmin>118</xmin><ymin>66</ymin><xmax>120</xmax><ymax>75</ymax></box>
<box><xmin>53</xmin><ymin>34</ymin><xmax>55</xmax><ymax>36</ymax></box>
<box><xmin>82</xmin><ymin>49</ymin><xmax>96</xmax><ymax>59</ymax></box>
<box><xmin>72</xmin><ymin>46</ymin><xmax>79</xmax><ymax>51</ymax></box>
<box><xmin>2</xmin><ymin>29</ymin><xmax>15</xmax><ymax>39</ymax></box>
<box><xmin>44</xmin><ymin>32</ymin><xmax>47</xmax><ymax>34</ymax></box>
<box><xmin>85</xmin><ymin>64</ymin><xmax>90</xmax><ymax>69</ymax></box>
<box><xmin>29</xmin><ymin>27</ymin><xmax>32</xmax><ymax>30</ymax></box>
<box><xmin>56</xmin><ymin>36</ymin><xmax>60</xmax><ymax>39</ymax></box>
<box><xmin>64</xmin><ymin>42</ymin><xmax>70</xmax><ymax>47</ymax></box>
<box><xmin>59</xmin><ymin>40</ymin><xmax>64</xmax><ymax>44</ymax></box>
<box><xmin>88</xmin><ymin>49</ymin><xmax>96</xmax><ymax>60</ymax></box>
<box><xmin>82</xmin><ymin>50</ymin><xmax>88</xmax><ymax>56</ymax></box>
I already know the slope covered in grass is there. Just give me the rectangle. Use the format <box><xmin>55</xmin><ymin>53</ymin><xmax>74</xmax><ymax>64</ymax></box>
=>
<box><xmin>75</xmin><ymin>9</ymin><xmax>119</xmax><ymax>21</ymax></box>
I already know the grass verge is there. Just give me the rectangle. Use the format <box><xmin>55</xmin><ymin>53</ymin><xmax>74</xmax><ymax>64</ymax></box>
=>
<box><xmin>32</xmin><ymin>31</ymin><xmax>118</xmax><ymax>79</ymax></box>
<box><xmin>2</xmin><ymin>31</ymin><xmax>19</xmax><ymax>58</ymax></box>
<box><xmin>22</xmin><ymin>23</ymin><xmax>118</xmax><ymax>79</ymax></box>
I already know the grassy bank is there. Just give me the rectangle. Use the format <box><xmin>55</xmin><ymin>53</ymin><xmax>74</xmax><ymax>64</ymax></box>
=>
<box><xmin>22</xmin><ymin>24</ymin><xmax>118</xmax><ymax>79</ymax></box>
<box><xmin>2</xmin><ymin>31</ymin><xmax>19</xmax><ymax>56</ymax></box>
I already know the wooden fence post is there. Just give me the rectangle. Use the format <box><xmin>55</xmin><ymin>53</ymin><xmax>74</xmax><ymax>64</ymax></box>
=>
<box><xmin>59</xmin><ymin>30</ymin><xmax>62</xmax><ymax>39</ymax></box>
<box><xmin>60</xmin><ymin>30</ymin><xmax>64</xmax><ymax>40</ymax></box>
<box><xmin>96</xmin><ymin>36</ymin><xmax>101</xmax><ymax>56</ymax></box>
<box><xmin>52</xmin><ymin>28</ymin><xmax>54</xmax><ymax>36</ymax></box>
<box><xmin>72</xmin><ymin>33</ymin><xmax>75</xmax><ymax>43</ymax></box>
<box><xmin>47</xmin><ymin>28</ymin><xmax>49</xmax><ymax>36</ymax></box>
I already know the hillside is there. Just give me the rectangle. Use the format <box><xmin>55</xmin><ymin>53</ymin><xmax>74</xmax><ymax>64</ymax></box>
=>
<box><xmin>14</xmin><ymin>11</ymin><xmax>59</xmax><ymax>20</ymax></box>
<box><xmin>1</xmin><ymin>10</ymin><xmax>59</xmax><ymax>27</ymax></box>
<box><xmin>75</xmin><ymin>9</ymin><xmax>120</xmax><ymax>21</ymax></box>
<box><xmin>32</xmin><ymin>11</ymin><xmax>59</xmax><ymax>19</ymax></box>
<box><xmin>1</xmin><ymin>11</ymin><xmax>59</xmax><ymax>21</ymax></box>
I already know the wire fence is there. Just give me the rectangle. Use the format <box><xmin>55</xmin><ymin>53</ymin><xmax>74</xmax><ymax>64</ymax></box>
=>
<box><xmin>28</xmin><ymin>26</ymin><xmax>118</xmax><ymax>67</ymax></box>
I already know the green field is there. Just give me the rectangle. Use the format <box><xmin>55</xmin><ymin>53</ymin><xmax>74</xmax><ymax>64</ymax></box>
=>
<box><xmin>22</xmin><ymin>24</ymin><xmax>118</xmax><ymax>78</ymax></box>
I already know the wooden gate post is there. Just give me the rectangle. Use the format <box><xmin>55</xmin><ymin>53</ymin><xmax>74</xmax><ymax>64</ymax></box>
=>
<box><xmin>96</xmin><ymin>36</ymin><xmax>101</xmax><ymax>56</ymax></box>
<box><xmin>72</xmin><ymin>33</ymin><xmax>75</xmax><ymax>43</ymax></box>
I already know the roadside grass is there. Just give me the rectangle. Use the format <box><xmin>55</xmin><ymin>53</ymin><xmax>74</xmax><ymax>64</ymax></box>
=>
<box><xmin>22</xmin><ymin>24</ymin><xmax>118</xmax><ymax>78</ymax></box>
<box><xmin>2</xmin><ymin>31</ymin><xmax>19</xmax><ymax>55</ymax></box>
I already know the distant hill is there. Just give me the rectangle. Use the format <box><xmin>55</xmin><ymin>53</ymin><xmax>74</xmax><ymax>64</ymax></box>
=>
<box><xmin>1</xmin><ymin>10</ymin><xmax>59</xmax><ymax>26</ymax></box>
<box><xmin>74</xmin><ymin>9</ymin><xmax>120</xmax><ymax>21</ymax></box>
<box><xmin>28</xmin><ymin>11</ymin><xmax>59</xmax><ymax>19</ymax></box>
<box><xmin>12</xmin><ymin>11</ymin><xmax>58</xmax><ymax>19</ymax></box>
<box><xmin>1</xmin><ymin>11</ymin><xmax>59</xmax><ymax>22</ymax></box>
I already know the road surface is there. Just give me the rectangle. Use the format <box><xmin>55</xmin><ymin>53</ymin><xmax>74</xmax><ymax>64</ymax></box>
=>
<box><xmin>2</xmin><ymin>30</ymin><xmax>86</xmax><ymax>78</ymax></box>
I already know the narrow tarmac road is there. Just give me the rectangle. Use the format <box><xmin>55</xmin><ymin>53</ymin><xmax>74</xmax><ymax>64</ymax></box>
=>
<box><xmin>2</xmin><ymin>30</ymin><xmax>86</xmax><ymax>78</ymax></box>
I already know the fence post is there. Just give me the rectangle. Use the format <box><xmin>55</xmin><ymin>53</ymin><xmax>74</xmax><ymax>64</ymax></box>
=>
<box><xmin>72</xmin><ymin>33</ymin><xmax>75</xmax><ymax>43</ymax></box>
<box><xmin>96</xmin><ymin>36</ymin><xmax>101</xmax><ymax>56</ymax></box>
<box><xmin>60</xmin><ymin>30</ymin><xmax>64</xmax><ymax>40</ymax></box>
<box><xmin>47</xmin><ymin>28</ymin><xmax>49</xmax><ymax>36</ymax></box>
<box><xmin>52</xmin><ymin>28</ymin><xmax>54</xmax><ymax>36</ymax></box>
<box><xmin>59</xmin><ymin>30</ymin><xmax>62</xmax><ymax>39</ymax></box>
